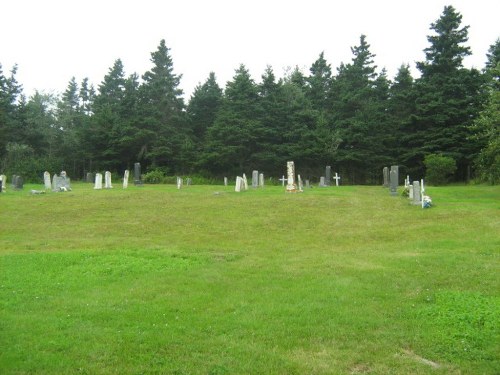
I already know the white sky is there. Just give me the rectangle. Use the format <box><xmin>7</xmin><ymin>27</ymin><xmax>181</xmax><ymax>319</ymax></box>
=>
<box><xmin>1</xmin><ymin>0</ymin><xmax>499</xmax><ymax>100</ymax></box>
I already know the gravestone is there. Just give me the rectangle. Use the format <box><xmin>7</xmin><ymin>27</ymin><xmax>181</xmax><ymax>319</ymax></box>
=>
<box><xmin>286</xmin><ymin>161</ymin><xmax>297</xmax><ymax>192</ymax></box>
<box><xmin>383</xmin><ymin>167</ymin><xmax>389</xmax><ymax>187</ymax></box>
<box><xmin>235</xmin><ymin>176</ymin><xmax>244</xmax><ymax>192</ymax></box>
<box><xmin>52</xmin><ymin>173</ymin><xmax>71</xmax><ymax>192</ymax></box>
<box><xmin>259</xmin><ymin>173</ymin><xmax>264</xmax><ymax>188</ymax></box>
<box><xmin>0</xmin><ymin>175</ymin><xmax>3</xmax><ymax>193</ymax></box>
<box><xmin>12</xmin><ymin>175</ymin><xmax>18</xmax><ymax>188</ymax></box>
<box><xmin>224</xmin><ymin>177</ymin><xmax>228</xmax><ymax>186</ymax></box>
<box><xmin>13</xmin><ymin>176</ymin><xmax>24</xmax><ymax>190</ymax></box>
<box><xmin>412</xmin><ymin>181</ymin><xmax>421</xmax><ymax>205</ymax></box>
<box><xmin>123</xmin><ymin>170</ymin><xmax>129</xmax><ymax>189</ymax></box>
<box><xmin>242</xmin><ymin>174</ymin><xmax>248</xmax><ymax>190</ymax></box>
<box><xmin>305</xmin><ymin>179</ymin><xmax>310</xmax><ymax>189</ymax></box>
<box><xmin>333</xmin><ymin>172</ymin><xmax>341</xmax><ymax>187</ymax></box>
<box><xmin>390</xmin><ymin>165</ymin><xmax>399</xmax><ymax>196</ymax></box>
<box><xmin>297</xmin><ymin>174</ymin><xmax>304</xmax><ymax>192</ymax></box>
<box><xmin>104</xmin><ymin>171</ymin><xmax>113</xmax><ymax>189</ymax></box>
<box><xmin>176</xmin><ymin>177</ymin><xmax>183</xmax><ymax>189</ymax></box>
<box><xmin>86</xmin><ymin>172</ymin><xmax>94</xmax><ymax>183</ymax></box>
<box><xmin>186</xmin><ymin>178</ymin><xmax>192</xmax><ymax>186</ymax></box>
<box><xmin>404</xmin><ymin>175</ymin><xmax>410</xmax><ymax>188</ymax></box>
<box><xmin>0</xmin><ymin>174</ymin><xmax>5</xmax><ymax>192</ymax></box>
<box><xmin>279</xmin><ymin>175</ymin><xmax>287</xmax><ymax>186</ymax></box>
<box><xmin>44</xmin><ymin>171</ymin><xmax>51</xmax><ymax>190</ymax></box>
<box><xmin>319</xmin><ymin>176</ymin><xmax>326</xmax><ymax>187</ymax></box>
<box><xmin>134</xmin><ymin>162</ymin><xmax>143</xmax><ymax>186</ymax></box>
<box><xmin>252</xmin><ymin>170</ymin><xmax>259</xmax><ymax>188</ymax></box>
<box><xmin>94</xmin><ymin>173</ymin><xmax>103</xmax><ymax>190</ymax></box>
<box><xmin>409</xmin><ymin>185</ymin><xmax>414</xmax><ymax>199</ymax></box>
<box><xmin>325</xmin><ymin>166</ymin><xmax>331</xmax><ymax>186</ymax></box>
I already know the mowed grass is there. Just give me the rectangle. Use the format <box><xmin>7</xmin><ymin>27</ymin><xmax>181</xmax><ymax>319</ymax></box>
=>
<box><xmin>0</xmin><ymin>183</ymin><xmax>498</xmax><ymax>374</ymax></box>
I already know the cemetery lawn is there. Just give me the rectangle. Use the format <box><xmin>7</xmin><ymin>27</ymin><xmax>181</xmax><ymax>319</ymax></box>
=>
<box><xmin>0</xmin><ymin>184</ymin><xmax>499</xmax><ymax>374</ymax></box>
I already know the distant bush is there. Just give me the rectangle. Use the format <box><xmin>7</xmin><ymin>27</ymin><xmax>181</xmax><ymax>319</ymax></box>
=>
<box><xmin>424</xmin><ymin>154</ymin><xmax>457</xmax><ymax>185</ymax></box>
<box><xmin>143</xmin><ymin>169</ymin><xmax>165</xmax><ymax>184</ymax></box>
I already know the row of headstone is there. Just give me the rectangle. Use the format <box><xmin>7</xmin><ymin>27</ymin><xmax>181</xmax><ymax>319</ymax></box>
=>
<box><xmin>319</xmin><ymin>165</ymin><xmax>341</xmax><ymax>187</ymax></box>
<box><xmin>235</xmin><ymin>174</ymin><xmax>248</xmax><ymax>192</ymax></box>
<box><xmin>250</xmin><ymin>170</ymin><xmax>265</xmax><ymax>188</ymax></box>
<box><xmin>94</xmin><ymin>170</ymin><xmax>130</xmax><ymax>190</ymax></box>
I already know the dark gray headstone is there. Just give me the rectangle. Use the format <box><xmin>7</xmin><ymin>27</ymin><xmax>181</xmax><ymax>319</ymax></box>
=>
<box><xmin>252</xmin><ymin>170</ymin><xmax>258</xmax><ymax>188</ymax></box>
<box><xmin>325</xmin><ymin>166</ymin><xmax>331</xmax><ymax>186</ymax></box>
<box><xmin>383</xmin><ymin>167</ymin><xmax>389</xmax><ymax>187</ymax></box>
<box><xmin>86</xmin><ymin>172</ymin><xmax>94</xmax><ymax>183</ymax></box>
<box><xmin>134</xmin><ymin>163</ymin><xmax>143</xmax><ymax>186</ymax></box>
<box><xmin>14</xmin><ymin>176</ymin><xmax>24</xmax><ymax>190</ymax></box>
<box><xmin>390</xmin><ymin>165</ymin><xmax>399</xmax><ymax>196</ymax></box>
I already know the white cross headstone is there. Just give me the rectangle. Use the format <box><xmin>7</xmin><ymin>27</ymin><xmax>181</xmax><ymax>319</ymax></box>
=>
<box><xmin>123</xmin><ymin>170</ymin><xmax>129</xmax><ymax>189</ymax></box>
<box><xmin>333</xmin><ymin>173</ymin><xmax>341</xmax><ymax>187</ymax></box>
<box><xmin>44</xmin><ymin>171</ymin><xmax>51</xmax><ymax>190</ymax></box>
<box><xmin>105</xmin><ymin>171</ymin><xmax>113</xmax><ymax>189</ymax></box>
<box><xmin>94</xmin><ymin>173</ymin><xmax>103</xmax><ymax>190</ymax></box>
<box><xmin>279</xmin><ymin>175</ymin><xmax>287</xmax><ymax>186</ymax></box>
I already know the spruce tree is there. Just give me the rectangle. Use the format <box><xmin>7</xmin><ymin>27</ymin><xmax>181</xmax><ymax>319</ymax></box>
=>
<box><xmin>140</xmin><ymin>39</ymin><xmax>186</xmax><ymax>171</ymax></box>
<box><xmin>412</xmin><ymin>6</ymin><xmax>485</xmax><ymax>180</ymax></box>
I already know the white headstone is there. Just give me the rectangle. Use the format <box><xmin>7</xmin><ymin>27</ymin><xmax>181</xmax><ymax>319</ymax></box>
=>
<box><xmin>44</xmin><ymin>171</ymin><xmax>51</xmax><ymax>190</ymax></box>
<box><xmin>421</xmin><ymin>179</ymin><xmax>425</xmax><ymax>208</ymax></box>
<box><xmin>409</xmin><ymin>185</ymin><xmax>414</xmax><ymax>199</ymax></box>
<box><xmin>319</xmin><ymin>176</ymin><xmax>325</xmax><ymax>187</ymax></box>
<box><xmin>286</xmin><ymin>161</ymin><xmax>297</xmax><ymax>192</ymax></box>
<box><xmin>0</xmin><ymin>174</ymin><xmax>5</xmax><ymax>193</ymax></box>
<box><xmin>259</xmin><ymin>173</ymin><xmax>264</xmax><ymax>187</ymax></box>
<box><xmin>279</xmin><ymin>175</ymin><xmax>287</xmax><ymax>186</ymax></box>
<box><xmin>333</xmin><ymin>173</ymin><xmax>341</xmax><ymax>187</ymax></box>
<box><xmin>123</xmin><ymin>170</ymin><xmax>129</xmax><ymax>189</ymax></box>
<box><xmin>105</xmin><ymin>171</ymin><xmax>113</xmax><ymax>189</ymax></box>
<box><xmin>177</xmin><ymin>177</ymin><xmax>183</xmax><ymax>189</ymax></box>
<box><xmin>224</xmin><ymin>177</ymin><xmax>228</xmax><ymax>186</ymax></box>
<box><xmin>242</xmin><ymin>174</ymin><xmax>248</xmax><ymax>190</ymax></box>
<box><xmin>412</xmin><ymin>181</ymin><xmax>421</xmax><ymax>205</ymax></box>
<box><xmin>297</xmin><ymin>174</ymin><xmax>303</xmax><ymax>192</ymax></box>
<box><xmin>235</xmin><ymin>176</ymin><xmax>243</xmax><ymax>192</ymax></box>
<box><xmin>94</xmin><ymin>173</ymin><xmax>103</xmax><ymax>190</ymax></box>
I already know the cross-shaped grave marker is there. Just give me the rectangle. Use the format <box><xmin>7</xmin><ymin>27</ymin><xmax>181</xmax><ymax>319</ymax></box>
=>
<box><xmin>333</xmin><ymin>173</ymin><xmax>341</xmax><ymax>186</ymax></box>
<box><xmin>279</xmin><ymin>175</ymin><xmax>287</xmax><ymax>186</ymax></box>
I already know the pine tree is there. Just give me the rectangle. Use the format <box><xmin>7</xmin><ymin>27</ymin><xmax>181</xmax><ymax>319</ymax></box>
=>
<box><xmin>412</xmin><ymin>6</ymin><xmax>486</xmax><ymax>180</ymax></box>
<box><xmin>140</xmin><ymin>39</ymin><xmax>186</xmax><ymax>171</ymax></box>
<box><xmin>187</xmin><ymin>72</ymin><xmax>223</xmax><ymax>144</ymax></box>
<box><xmin>203</xmin><ymin>64</ymin><xmax>261</xmax><ymax>175</ymax></box>
<box><xmin>330</xmin><ymin>35</ymin><xmax>386</xmax><ymax>183</ymax></box>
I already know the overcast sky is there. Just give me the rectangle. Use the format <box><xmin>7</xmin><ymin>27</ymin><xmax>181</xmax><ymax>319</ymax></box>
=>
<box><xmin>1</xmin><ymin>0</ymin><xmax>499</xmax><ymax>99</ymax></box>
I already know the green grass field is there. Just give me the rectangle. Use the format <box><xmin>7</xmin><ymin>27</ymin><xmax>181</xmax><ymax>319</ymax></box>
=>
<box><xmin>1</xmin><ymin>183</ymin><xmax>499</xmax><ymax>374</ymax></box>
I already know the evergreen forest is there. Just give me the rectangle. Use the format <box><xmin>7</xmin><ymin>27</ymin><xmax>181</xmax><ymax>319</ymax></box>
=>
<box><xmin>1</xmin><ymin>6</ymin><xmax>499</xmax><ymax>184</ymax></box>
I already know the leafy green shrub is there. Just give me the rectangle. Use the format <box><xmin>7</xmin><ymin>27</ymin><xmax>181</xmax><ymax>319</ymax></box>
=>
<box><xmin>143</xmin><ymin>169</ymin><xmax>165</xmax><ymax>184</ymax></box>
<box><xmin>424</xmin><ymin>154</ymin><xmax>457</xmax><ymax>185</ymax></box>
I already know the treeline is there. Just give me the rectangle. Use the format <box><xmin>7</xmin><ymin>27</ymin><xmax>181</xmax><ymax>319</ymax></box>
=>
<box><xmin>1</xmin><ymin>6</ymin><xmax>499</xmax><ymax>184</ymax></box>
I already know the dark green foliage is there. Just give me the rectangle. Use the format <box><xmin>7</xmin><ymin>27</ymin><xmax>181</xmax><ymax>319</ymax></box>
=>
<box><xmin>410</xmin><ymin>6</ymin><xmax>486</xmax><ymax>180</ymax></box>
<box><xmin>471</xmin><ymin>62</ymin><xmax>500</xmax><ymax>184</ymax></box>
<box><xmin>424</xmin><ymin>154</ymin><xmax>457</xmax><ymax>185</ymax></box>
<box><xmin>0</xmin><ymin>6</ymin><xmax>494</xmax><ymax>183</ymax></box>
